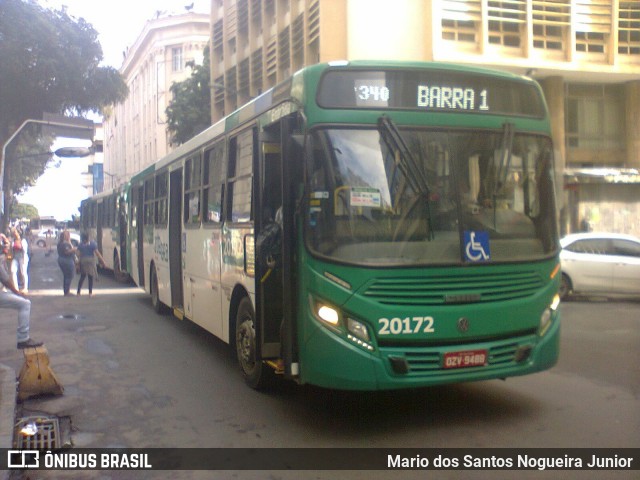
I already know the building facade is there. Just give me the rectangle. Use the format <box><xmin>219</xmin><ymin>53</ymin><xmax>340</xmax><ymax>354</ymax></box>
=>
<box><xmin>209</xmin><ymin>0</ymin><xmax>640</xmax><ymax>235</ymax></box>
<box><xmin>103</xmin><ymin>12</ymin><xmax>210</xmax><ymax>189</ymax></box>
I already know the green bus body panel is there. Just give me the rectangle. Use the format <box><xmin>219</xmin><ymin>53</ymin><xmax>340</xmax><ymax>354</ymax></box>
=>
<box><xmin>296</xmin><ymin>248</ymin><xmax>560</xmax><ymax>390</ymax></box>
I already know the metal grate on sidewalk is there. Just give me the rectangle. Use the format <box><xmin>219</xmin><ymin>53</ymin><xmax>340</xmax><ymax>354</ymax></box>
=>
<box><xmin>14</xmin><ymin>415</ymin><xmax>60</xmax><ymax>449</ymax></box>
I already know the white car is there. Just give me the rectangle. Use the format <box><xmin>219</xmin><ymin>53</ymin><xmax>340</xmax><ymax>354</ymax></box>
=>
<box><xmin>559</xmin><ymin>232</ymin><xmax>640</xmax><ymax>299</ymax></box>
<box><xmin>35</xmin><ymin>231</ymin><xmax>80</xmax><ymax>247</ymax></box>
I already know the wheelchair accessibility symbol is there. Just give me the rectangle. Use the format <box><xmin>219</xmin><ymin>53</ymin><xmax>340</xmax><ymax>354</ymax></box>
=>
<box><xmin>464</xmin><ymin>231</ymin><xmax>490</xmax><ymax>262</ymax></box>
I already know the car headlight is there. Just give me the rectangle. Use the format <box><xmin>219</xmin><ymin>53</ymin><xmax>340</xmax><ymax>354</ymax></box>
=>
<box><xmin>539</xmin><ymin>293</ymin><xmax>560</xmax><ymax>336</ymax></box>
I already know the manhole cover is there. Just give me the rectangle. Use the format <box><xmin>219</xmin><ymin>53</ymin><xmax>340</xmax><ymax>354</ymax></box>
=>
<box><xmin>14</xmin><ymin>415</ymin><xmax>60</xmax><ymax>449</ymax></box>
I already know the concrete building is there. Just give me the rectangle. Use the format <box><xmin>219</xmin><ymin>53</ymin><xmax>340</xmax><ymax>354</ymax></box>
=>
<box><xmin>209</xmin><ymin>0</ymin><xmax>640</xmax><ymax>235</ymax></box>
<box><xmin>103</xmin><ymin>12</ymin><xmax>210</xmax><ymax>190</ymax></box>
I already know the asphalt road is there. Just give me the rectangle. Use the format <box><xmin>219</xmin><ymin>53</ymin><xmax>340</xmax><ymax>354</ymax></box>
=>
<box><xmin>1</xmin><ymin>246</ymin><xmax>638</xmax><ymax>480</ymax></box>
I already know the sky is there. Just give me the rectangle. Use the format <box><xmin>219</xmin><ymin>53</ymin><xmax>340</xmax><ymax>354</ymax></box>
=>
<box><xmin>17</xmin><ymin>0</ymin><xmax>211</xmax><ymax>221</ymax></box>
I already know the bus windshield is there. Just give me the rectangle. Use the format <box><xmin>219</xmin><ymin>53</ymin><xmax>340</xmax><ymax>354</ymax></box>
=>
<box><xmin>305</xmin><ymin>125</ymin><xmax>558</xmax><ymax>266</ymax></box>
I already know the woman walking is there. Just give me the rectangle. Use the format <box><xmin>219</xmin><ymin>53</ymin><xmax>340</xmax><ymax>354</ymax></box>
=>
<box><xmin>76</xmin><ymin>233</ymin><xmax>105</xmax><ymax>297</ymax></box>
<box><xmin>57</xmin><ymin>230</ymin><xmax>77</xmax><ymax>296</ymax></box>
<box><xmin>10</xmin><ymin>227</ymin><xmax>29</xmax><ymax>292</ymax></box>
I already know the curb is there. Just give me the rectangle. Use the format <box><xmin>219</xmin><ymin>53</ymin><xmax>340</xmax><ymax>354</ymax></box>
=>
<box><xmin>0</xmin><ymin>363</ymin><xmax>16</xmax><ymax>480</ymax></box>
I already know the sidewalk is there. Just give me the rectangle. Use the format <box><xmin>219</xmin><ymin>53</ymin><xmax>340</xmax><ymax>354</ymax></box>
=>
<box><xmin>0</xmin><ymin>245</ymin><xmax>140</xmax><ymax>458</ymax></box>
<box><xmin>0</xmin><ymin>361</ymin><xmax>16</xmax><ymax>448</ymax></box>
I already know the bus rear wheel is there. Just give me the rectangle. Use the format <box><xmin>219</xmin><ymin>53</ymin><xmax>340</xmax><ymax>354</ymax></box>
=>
<box><xmin>150</xmin><ymin>267</ymin><xmax>167</xmax><ymax>314</ymax></box>
<box><xmin>235</xmin><ymin>297</ymin><xmax>272</xmax><ymax>389</ymax></box>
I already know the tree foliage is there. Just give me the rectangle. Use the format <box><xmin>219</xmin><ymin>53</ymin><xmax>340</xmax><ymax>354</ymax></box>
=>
<box><xmin>11</xmin><ymin>202</ymin><xmax>39</xmax><ymax>221</ymax></box>
<box><xmin>166</xmin><ymin>46</ymin><xmax>211</xmax><ymax>146</ymax></box>
<box><xmin>0</xmin><ymin>0</ymin><xmax>128</xmax><ymax>227</ymax></box>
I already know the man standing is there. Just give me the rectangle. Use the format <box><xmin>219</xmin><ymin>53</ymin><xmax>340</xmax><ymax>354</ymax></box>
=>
<box><xmin>0</xmin><ymin>233</ymin><xmax>42</xmax><ymax>349</ymax></box>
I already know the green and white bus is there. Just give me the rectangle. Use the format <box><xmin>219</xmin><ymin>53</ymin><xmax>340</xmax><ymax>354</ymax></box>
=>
<box><xmin>129</xmin><ymin>60</ymin><xmax>561</xmax><ymax>390</ymax></box>
<box><xmin>80</xmin><ymin>186</ymin><xmax>131</xmax><ymax>283</ymax></box>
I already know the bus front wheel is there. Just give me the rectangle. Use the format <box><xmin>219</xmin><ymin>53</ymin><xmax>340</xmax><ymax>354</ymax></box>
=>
<box><xmin>235</xmin><ymin>297</ymin><xmax>271</xmax><ymax>389</ymax></box>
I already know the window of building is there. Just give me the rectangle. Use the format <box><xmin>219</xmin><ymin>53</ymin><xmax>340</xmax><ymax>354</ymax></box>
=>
<box><xmin>619</xmin><ymin>1</ymin><xmax>640</xmax><ymax>55</ymax></box>
<box><xmin>441</xmin><ymin>0</ymin><xmax>480</xmax><ymax>43</ymax></box>
<box><xmin>488</xmin><ymin>0</ymin><xmax>525</xmax><ymax>47</ymax></box>
<box><xmin>532</xmin><ymin>0</ymin><xmax>569</xmax><ymax>50</ymax></box>
<box><xmin>565</xmin><ymin>84</ymin><xmax>625</xmax><ymax>152</ymax></box>
<box><xmin>442</xmin><ymin>19</ymin><xmax>477</xmax><ymax>42</ymax></box>
<box><xmin>574</xmin><ymin>0</ymin><xmax>611</xmax><ymax>54</ymax></box>
<box><xmin>576</xmin><ymin>32</ymin><xmax>606</xmax><ymax>53</ymax></box>
<box><xmin>172</xmin><ymin>47</ymin><xmax>184</xmax><ymax>72</ymax></box>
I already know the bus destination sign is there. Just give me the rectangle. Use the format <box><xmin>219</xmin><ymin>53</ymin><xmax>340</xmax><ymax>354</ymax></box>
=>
<box><xmin>354</xmin><ymin>81</ymin><xmax>489</xmax><ymax>112</ymax></box>
<box><xmin>318</xmin><ymin>68</ymin><xmax>544</xmax><ymax>117</ymax></box>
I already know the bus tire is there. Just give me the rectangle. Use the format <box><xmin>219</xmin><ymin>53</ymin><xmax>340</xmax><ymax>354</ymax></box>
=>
<box><xmin>559</xmin><ymin>273</ymin><xmax>572</xmax><ymax>300</ymax></box>
<box><xmin>150</xmin><ymin>267</ymin><xmax>168</xmax><ymax>314</ymax></box>
<box><xmin>235</xmin><ymin>297</ymin><xmax>272</xmax><ymax>389</ymax></box>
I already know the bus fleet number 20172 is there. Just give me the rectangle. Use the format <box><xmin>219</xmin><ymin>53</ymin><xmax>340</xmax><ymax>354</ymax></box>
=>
<box><xmin>378</xmin><ymin>316</ymin><xmax>435</xmax><ymax>335</ymax></box>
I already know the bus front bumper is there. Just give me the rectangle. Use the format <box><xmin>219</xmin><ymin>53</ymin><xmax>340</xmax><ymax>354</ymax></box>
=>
<box><xmin>298</xmin><ymin>312</ymin><xmax>560</xmax><ymax>391</ymax></box>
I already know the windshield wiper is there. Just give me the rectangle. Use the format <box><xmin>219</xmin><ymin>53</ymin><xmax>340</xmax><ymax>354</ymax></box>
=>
<box><xmin>494</xmin><ymin>122</ymin><xmax>515</xmax><ymax>197</ymax></box>
<box><xmin>378</xmin><ymin>115</ymin><xmax>434</xmax><ymax>240</ymax></box>
<box><xmin>491</xmin><ymin>122</ymin><xmax>515</xmax><ymax>229</ymax></box>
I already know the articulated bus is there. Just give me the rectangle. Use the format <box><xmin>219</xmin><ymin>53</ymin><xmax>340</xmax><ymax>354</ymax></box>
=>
<box><xmin>128</xmin><ymin>60</ymin><xmax>561</xmax><ymax>390</ymax></box>
<box><xmin>80</xmin><ymin>186</ymin><xmax>130</xmax><ymax>283</ymax></box>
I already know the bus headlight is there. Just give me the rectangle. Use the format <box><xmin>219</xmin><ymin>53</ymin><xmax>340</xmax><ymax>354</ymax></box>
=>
<box><xmin>318</xmin><ymin>305</ymin><xmax>339</xmax><ymax>325</ymax></box>
<box><xmin>347</xmin><ymin>318</ymin><xmax>374</xmax><ymax>351</ymax></box>
<box><xmin>539</xmin><ymin>293</ymin><xmax>560</xmax><ymax>336</ymax></box>
<box><xmin>310</xmin><ymin>296</ymin><xmax>341</xmax><ymax>328</ymax></box>
<box><xmin>347</xmin><ymin>317</ymin><xmax>370</xmax><ymax>342</ymax></box>
<box><xmin>309</xmin><ymin>296</ymin><xmax>375</xmax><ymax>351</ymax></box>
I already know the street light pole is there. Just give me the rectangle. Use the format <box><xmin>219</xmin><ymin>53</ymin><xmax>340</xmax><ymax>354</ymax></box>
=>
<box><xmin>0</xmin><ymin>118</ymin><xmax>95</xmax><ymax>221</ymax></box>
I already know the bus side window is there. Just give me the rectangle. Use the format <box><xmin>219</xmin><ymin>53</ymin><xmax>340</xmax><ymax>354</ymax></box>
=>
<box><xmin>143</xmin><ymin>178</ymin><xmax>154</xmax><ymax>227</ymax></box>
<box><xmin>184</xmin><ymin>155</ymin><xmax>203</xmax><ymax>225</ymax></box>
<box><xmin>204</xmin><ymin>142</ymin><xmax>226</xmax><ymax>224</ymax></box>
<box><xmin>226</xmin><ymin>129</ymin><xmax>254</xmax><ymax>223</ymax></box>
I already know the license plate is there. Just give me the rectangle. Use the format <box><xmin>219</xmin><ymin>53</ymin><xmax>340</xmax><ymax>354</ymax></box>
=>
<box><xmin>443</xmin><ymin>349</ymin><xmax>487</xmax><ymax>369</ymax></box>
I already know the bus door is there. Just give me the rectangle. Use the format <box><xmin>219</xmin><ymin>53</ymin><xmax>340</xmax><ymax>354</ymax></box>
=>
<box><xmin>96</xmin><ymin>199</ymin><xmax>104</xmax><ymax>254</ymax></box>
<box><xmin>117</xmin><ymin>195</ymin><xmax>128</xmax><ymax>276</ymax></box>
<box><xmin>130</xmin><ymin>185</ymin><xmax>145</xmax><ymax>286</ymax></box>
<box><xmin>256</xmin><ymin>128</ymin><xmax>283</xmax><ymax>361</ymax></box>
<box><xmin>256</xmin><ymin>113</ymin><xmax>302</xmax><ymax>376</ymax></box>
<box><xmin>169</xmin><ymin>168</ymin><xmax>184</xmax><ymax>309</ymax></box>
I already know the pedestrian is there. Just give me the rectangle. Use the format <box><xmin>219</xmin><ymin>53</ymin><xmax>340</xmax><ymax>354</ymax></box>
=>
<box><xmin>0</xmin><ymin>233</ymin><xmax>42</xmax><ymax>349</ymax></box>
<box><xmin>57</xmin><ymin>230</ymin><xmax>77</xmax><ymax>296</ymax></box>
<box><xmin>10</xmin><ymin>227</ymin><xmax>29</xmax><ymax>292</ymax></box>
<box><xmin>76</xmin><ymin>232</ymin><xmax>105</xmax><ymax>297</ymax></box>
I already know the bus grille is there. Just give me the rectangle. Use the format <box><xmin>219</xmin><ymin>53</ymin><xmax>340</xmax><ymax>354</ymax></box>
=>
<box><xmin>363</xmin><ymin>270</ymin><xmax>544</xmax><ymax>305</ymax></box>
<box><xmin>382</xmin><ymin>335</ymin><xmax>536</xmax><ymax>376</ymax></box>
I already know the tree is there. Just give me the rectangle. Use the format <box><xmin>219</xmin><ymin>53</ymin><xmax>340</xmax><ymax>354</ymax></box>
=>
<box><xmin>166</xmin><ymin>46</ymin><xmax>211</xmax><ymax>146</ymax></box>
<box><xmin>10</xmin><ymin>202</ymin><xmax>39</xmax><ymax>221</ymax></box>
<box><xmin>0</xmin><ymin>0</ymin><xmax>128</xmax><ymax>229</ymax></box>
